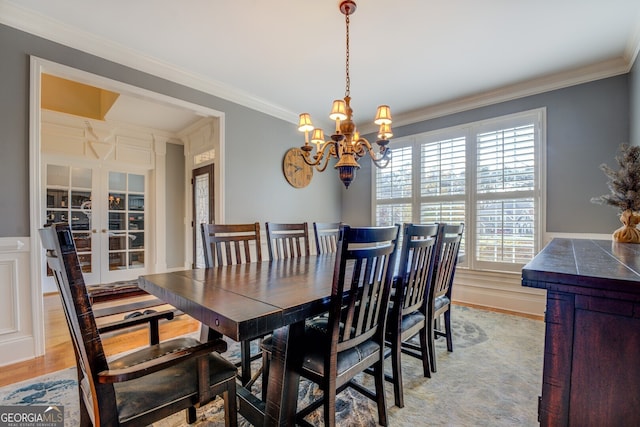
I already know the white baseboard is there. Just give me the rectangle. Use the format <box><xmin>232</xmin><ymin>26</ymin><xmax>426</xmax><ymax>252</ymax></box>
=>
<box><xmin>0</xmin><ymin>336</ymin><xmax>38</xmax><ymax>367</ymax></box>
<box><xmin>452</xmin><ymin>269</ymin><xmax>546</xmax><ymax>317</ymax></box>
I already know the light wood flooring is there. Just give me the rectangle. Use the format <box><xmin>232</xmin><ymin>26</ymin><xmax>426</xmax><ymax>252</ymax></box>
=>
<box><xmin>0</xmin><ymin>293</ymin><xmax>200</xmax><ymax>388</ymax></box>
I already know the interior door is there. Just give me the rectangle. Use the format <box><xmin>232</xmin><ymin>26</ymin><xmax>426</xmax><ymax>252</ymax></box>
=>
<box><xmin>44</xmin><ymin>162</ymin><xmax>149</xmax><ymax>287</ymax></box>
<box><xmin>192</xmin><ymin>164</ymin><xmax>214</xmax><ymax>268</ymax></box>
<box><xmin>45</xmin><ymin>163</ymin><xmax>98</xmax><ymax>285</ymax></box>
<box><xmin>102</xmin><ymin>170</ymin><xmax>147</xmax><ymax>282</ymax></box>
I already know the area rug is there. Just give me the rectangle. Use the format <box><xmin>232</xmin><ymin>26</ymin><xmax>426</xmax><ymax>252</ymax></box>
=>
<box><xmin>0</xmin><ymin>306</ymin><xmax>544</xmax><ymax>426</ymax></box>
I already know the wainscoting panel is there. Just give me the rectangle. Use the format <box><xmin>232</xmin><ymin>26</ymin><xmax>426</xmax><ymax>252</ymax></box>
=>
<box><xmin>0</xmin><ymin>237</ymin><xmax>37</xmax><ymax>367</ymax></box>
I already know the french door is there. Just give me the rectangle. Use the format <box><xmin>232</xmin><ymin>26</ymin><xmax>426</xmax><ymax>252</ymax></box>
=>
<box><xmin>44</xmin><ymin>162</ymin><xmax>149</xmax><ymax>286</ymax></box>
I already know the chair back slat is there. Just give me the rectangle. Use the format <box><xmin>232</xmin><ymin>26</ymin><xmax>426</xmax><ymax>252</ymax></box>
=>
<box><xmin>201</xmin><ymin>222</ymin><xmax>262</xmax><ymax>267</ymax></box>
<box><xmin>397</xmin><ymin>223</ymin><xmax>441</xmax><ymax>316</ymax></box>
<box><xmin>39</xmin><ymin>223</ymin><xmax>116</xmax><ymax>426</ymax></box>
<box><xmin>265</xmin><ymin>222</ymin><xmax>310</xmax><ymax>260</ymax></box>
<box><xmin>313</xmin><ymin>222</ymin><xmax>341</xmax><ymax>254</ymax></box>
<box><xmin>331</xmin><ymin>225</ymin><xmax>400</xmax><ymax>353</ymax></box>
<box><xmin>432</xmin><ymin>223</ymin><xmax>464</xmax><ymax>300</ymax></box>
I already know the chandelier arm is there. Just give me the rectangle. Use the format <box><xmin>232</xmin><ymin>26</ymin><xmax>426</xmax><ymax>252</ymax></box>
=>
<box><xmin>300</xmin><ymin>141</ymin><xmax>338</xmax><ymax>168</ymax></box>
<box><xmin>315</xmin><ymin>152</ymin><xmax>334</xmax><ymax>172</ymax></box>
<box><xmin>300</xmin><ymin>151</ymin><xmax>323</xmax><ymax>167</ymax></box>
<box><xmin>370</xmin><ymin>154</ymin><xmax>391</xmax><ymax>169</ymax></box>
<box><xmin>356</xmin><ymin>137</ymin><xmax>391</xmax><ymax>167</ymax></box>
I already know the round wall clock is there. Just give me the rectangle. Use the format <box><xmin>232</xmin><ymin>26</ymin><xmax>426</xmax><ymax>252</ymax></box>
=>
<box><xmin>283</xmin><ymin>147</ymin><xmax>313</xmax><ymax>188</ymax></box>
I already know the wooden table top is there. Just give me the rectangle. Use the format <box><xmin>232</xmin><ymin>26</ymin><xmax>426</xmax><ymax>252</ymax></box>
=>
<box><xmin>522</xmin><ymin>238</ymin><xmax>640</xmax><ymax>295</ymax></box>
<box><xmin>138</xmin><ymin>254</ymin><xmax>336</xmax><ymax>342</ymax></box>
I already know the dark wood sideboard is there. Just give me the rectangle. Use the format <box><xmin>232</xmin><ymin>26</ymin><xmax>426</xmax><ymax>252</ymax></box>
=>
<box><xmin>522</xmin><ymin>238</ymin><xmax>640</xmax><ymax>426</ymax></box>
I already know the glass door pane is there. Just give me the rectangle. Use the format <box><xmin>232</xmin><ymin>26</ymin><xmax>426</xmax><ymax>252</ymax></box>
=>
<box><xmin>46</xmin><ymin>164</ymin><xmax>96</xmax><ymax>282</ymax></box>
<box><xmin>192</xmin><ymin>164</ymin><xmax>214</xmax><ymax>268</ymax></box>
<box><xmin>107</xmin><ymin>171</ymin><xmax>145</xmax><ymax>271</ymax></box>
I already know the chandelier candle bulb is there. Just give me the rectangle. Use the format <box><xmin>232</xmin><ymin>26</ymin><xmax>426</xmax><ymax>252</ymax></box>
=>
<box><xmin>294</xmin><ymin>0</ymin><xmax>392</xmax><ymax>188</ymax></box>
<box><xmin>311</xmin><ymin>128</ymin><xmax>325</xmax><ymax>150</ymax></box>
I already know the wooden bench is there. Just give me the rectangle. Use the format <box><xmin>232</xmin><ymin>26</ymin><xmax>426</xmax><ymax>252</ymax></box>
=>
<box><xmin>87</xmin><ymin>281</ymin><xmax>148</xmax><ymax>304</ymax></box>
<box><xmin>92</xmin><ymin>297</ymin><xmax>175</xmax><ymax>319</ymax></box>
<box><xmin>88</xmin><ymin>281</ymin><xmax>181</xmax><ymax>321</ymax></box>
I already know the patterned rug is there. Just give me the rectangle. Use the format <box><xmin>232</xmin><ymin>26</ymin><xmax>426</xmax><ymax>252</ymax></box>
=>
<box><xmin>0</xmin><ymin>306</ymin><xmax>544</xmax><ymax>426</ymax></box>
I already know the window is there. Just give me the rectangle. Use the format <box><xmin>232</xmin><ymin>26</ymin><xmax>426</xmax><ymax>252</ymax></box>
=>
<box><xmin>375</xmin><ymin>109</ymin><xmax>545</xmax><ymax>273</ymax></box>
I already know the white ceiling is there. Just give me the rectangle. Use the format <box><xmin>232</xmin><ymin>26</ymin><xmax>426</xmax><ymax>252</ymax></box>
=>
<box><xmin>2</xmin><ymin>0</ymin><xmax>640</xmax><ymax>133</ymax></box>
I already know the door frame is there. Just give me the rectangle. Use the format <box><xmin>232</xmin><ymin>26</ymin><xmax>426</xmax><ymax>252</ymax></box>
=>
<box><xmin>29</xmin><ymin>56</ymin><xmax>226</xmax><ymax>356</ymax></box>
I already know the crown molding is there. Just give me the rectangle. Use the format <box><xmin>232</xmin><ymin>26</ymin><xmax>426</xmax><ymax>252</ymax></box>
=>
<box><xmin>0</xmin><ymin>0</ymin><xmax>299</xmax><ymax>124</ymax></box>
<box><xmin>625</xmin><ymin>13</ymin><xmax>640</xmax><ymax>66</ymax></box>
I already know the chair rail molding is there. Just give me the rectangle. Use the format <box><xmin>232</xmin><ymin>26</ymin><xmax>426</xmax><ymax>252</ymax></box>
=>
<box><xmin>0</xmin><ymin>237</ymin><xmax>37</xmax><ymax>367</ymax></box>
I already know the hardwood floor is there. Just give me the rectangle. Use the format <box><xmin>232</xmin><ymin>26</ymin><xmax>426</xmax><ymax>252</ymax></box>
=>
<box><xmin>0</xmin><ymin>293</ymin><xmax>200</xmax><ymax>388</ymax></box>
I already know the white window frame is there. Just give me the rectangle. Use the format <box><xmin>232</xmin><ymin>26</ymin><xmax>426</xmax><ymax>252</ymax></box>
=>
<box><xmin>373</xmin><ymin>108</ymin><xmax>546</xmax><ymax>274</ymax></box>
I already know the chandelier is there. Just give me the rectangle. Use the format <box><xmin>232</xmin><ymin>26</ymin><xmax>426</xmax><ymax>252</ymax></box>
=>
<box><xmin>297</xmin><ymin>0</ymin><xmax>392</xmax><ymax>188</ymax></box>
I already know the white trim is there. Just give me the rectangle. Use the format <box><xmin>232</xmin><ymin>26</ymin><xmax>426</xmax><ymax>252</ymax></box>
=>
<box><xmin>0</xmin><ymin>236</ymin><xmax>38</xmax><ymax>366</ymax></box>
<box><xmin>29</xmin><ymin>58</ymin><xmax>45</xmax><ymax>357</ymax></box>
<box><xmin>374</xmin><ymin>108</ymin><xmax>546</xmax><ymax>273</ymax></box>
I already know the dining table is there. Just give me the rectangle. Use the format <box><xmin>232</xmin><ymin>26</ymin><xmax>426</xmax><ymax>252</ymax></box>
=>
<box><xmin>138</xmin><ymin>253</ymin><xmax>338</xmax><ymax>426</ymax></box>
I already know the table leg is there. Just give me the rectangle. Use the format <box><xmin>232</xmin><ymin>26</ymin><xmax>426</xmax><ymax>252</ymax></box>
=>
<box><xmin>240</xmin><ymin>340</ymin><xmax>252</xmax><ymax>385</ymax></box>
<box><xmin>263</xmin><ymin>321</ymin><xmax>304</xmax><ymax>426</ymax></box>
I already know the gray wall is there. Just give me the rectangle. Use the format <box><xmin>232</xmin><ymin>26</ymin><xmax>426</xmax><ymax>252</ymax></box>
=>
<box><xmin>165</xmin><ymin>143</ymin><xmax>185</xmax><ymax>268</ymax></box>
<box><xmin>344</xmin><ymin>75</ymin><xmax>631</xmax><ymax>234</ymax></box>
<box><xmin>0</xmin><ymin>23</ymin><xmax>341</xmax><ymax>238</ymax></box>
<box><xmin>631</xmin><ymin>57</ymin><xmax>640</xmax><ymax>147</ymax></box>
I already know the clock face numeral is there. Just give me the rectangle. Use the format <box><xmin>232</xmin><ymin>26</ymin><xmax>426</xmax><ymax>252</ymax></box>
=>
<box><xmin>283</xmin><ymin>148</ymin><xmax>313</xmax><ymax>188</ymax></box>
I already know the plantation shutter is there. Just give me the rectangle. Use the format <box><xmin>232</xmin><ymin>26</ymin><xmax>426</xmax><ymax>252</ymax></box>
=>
<box><xmin>376</xmin><ymin>145</ymin><xmax>412</xmax><ymax>225</ymax></box>
<box><xmin>475</xmin><ymin>124</ymin><xmax>536</xmax><ymax>265</ymax></box>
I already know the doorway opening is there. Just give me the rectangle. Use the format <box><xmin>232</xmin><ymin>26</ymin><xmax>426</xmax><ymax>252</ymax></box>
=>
<box><xmin>28</xmin><ymin>56</ymin><xmax>226</xmax><ymax>358</ymax></box>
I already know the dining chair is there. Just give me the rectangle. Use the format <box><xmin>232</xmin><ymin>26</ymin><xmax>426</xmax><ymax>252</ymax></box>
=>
<box><xmin>427</xmin><ymin>222</ymin><xmax>464</xmax><ymax>373</ymax></box>
<box><xmin>260</xmin><ymin>221</ymin><xmax>311</xmax><ymax>398</ymax></box>
<box><xmin>40</xmin><ymin>223</ymin><xmax>237</xmax><ymax>427</ymax></box>
<box><xmin>293</xmin><ymin>224</ymin><xmax>400</xmax><ymax>427</ymax></box>
<box><xmin>265</xmin><ymin>221</ymin><xmax>311</xmax><ymax>259</ymax></box>
<box><xmin>384</xmin><ymin>222</ymin><xmax>442</xmax><ymax>408</ymax></box>
<box><xmin>200</xmin><ymin>222</ymin><xmax>264</xmax><ymax>386</ymax></box>
<box><xmin>201</xmin><ymin>222</ymin><xmax>262</xmax><ymax>267</ymax></box>
<box><xmin>313</xmin><ymin>221</ymin><xmax>341</xmax><ymax>254</ymax></box>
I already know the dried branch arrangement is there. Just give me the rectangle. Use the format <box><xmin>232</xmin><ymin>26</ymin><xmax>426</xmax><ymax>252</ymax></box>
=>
<box><xmin>591</xmin><ymin>143</ymin><xmax>640</xmax><ymax>213</ymax></box>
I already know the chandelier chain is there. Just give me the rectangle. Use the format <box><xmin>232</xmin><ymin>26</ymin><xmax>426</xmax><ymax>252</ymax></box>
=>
<box><xmin>296</xmin><ymin>1</ymin><xmax>392</xmax><ymax>189</ymax></box>
<box><xmin>345</xmin><ymin>13</ymin><xmax>350</xmax><ymax>98</ymax></box>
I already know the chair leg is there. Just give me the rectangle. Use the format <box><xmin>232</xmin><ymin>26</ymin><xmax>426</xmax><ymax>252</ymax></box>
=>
<box><xmin>261</xmin><ymin>349</ymin><xmax>270</xmax><ymax>401</ymax></box>
<box><xmin>323</xmin><ymin>378</ymin><xmax>338</xmax><ymax>427</ymax></box>
<box><xmin>390</xmin><ymin>335</ymin><xmax>404</xmax><ymax>408</ymax></box>
<box><xmin>78</xmin><ymin>393</ymin><xmax>92</xmax><ymax>427</ymax></box>
<box><xmin>428</xmin><ymin>316</ymin><xmax>437</xmax><ymax>373</ymax></box>
<box><xmin>374</xmin><ymin>359</ymin><xmax>389</xmax><ymax>426</ymax></box>
<box><xmin>418</xmin><ymin>325</ymin><xmax>431</xmax><ymax>378</ymax></box>
<box><xmin>224</xmin><ymin>382</ymin><xmax>238</xmax><ymax>427</ymax></box>
<box><xmin>186</xmin><ymin>406</ymin><xmax>197</xmax><ymax>424</ymax></box>
<box><xmin>444</xmin><ymin>308</ymin><xmax>453</xmax><ymax>352</ymax></box>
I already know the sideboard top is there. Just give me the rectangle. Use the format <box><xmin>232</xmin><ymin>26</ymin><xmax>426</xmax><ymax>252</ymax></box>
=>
<box><xmin>522</xmin><ymin>238</ymin><xmax>640</xmax><ymax>295</ymax></box>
